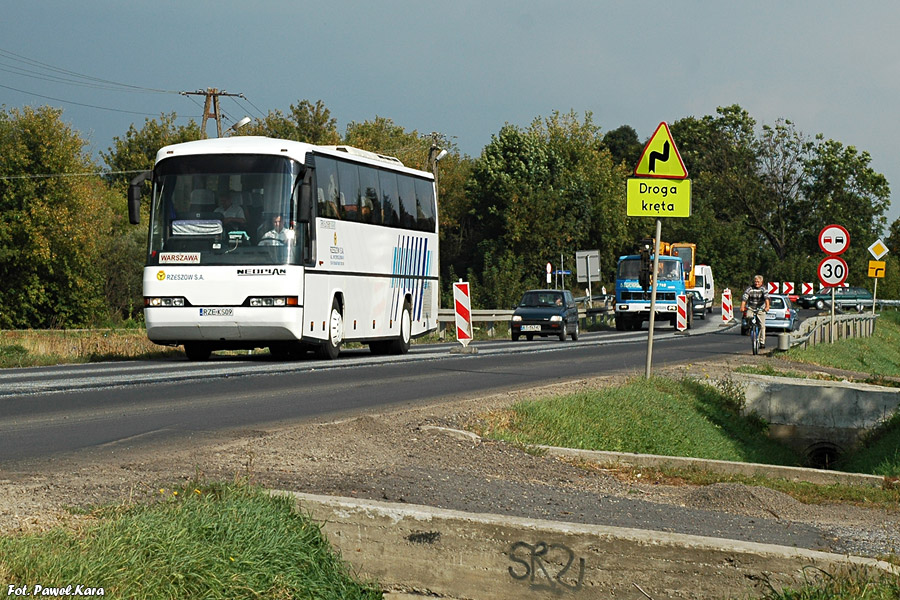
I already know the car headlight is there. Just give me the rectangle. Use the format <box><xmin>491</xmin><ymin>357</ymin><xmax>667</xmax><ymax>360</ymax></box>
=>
<box><xmin>550</xmin><ymin>315</ymin><xmax>562</xmax><ymax>322</ymax></box>
<box><xmin>512</xmin><ymin>315</ymin><xmax>522</xmax><ymax>322</ymax></box>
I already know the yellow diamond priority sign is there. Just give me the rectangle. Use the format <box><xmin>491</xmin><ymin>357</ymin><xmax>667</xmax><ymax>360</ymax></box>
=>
<box><xmin>868</xmin><ymin>239</ymin><xmax>889</xmax><ymax>260</ymax></box>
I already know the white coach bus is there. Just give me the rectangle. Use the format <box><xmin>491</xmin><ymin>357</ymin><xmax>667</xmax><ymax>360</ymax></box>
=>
<box><xmin>128</xmin><ymin>137</ymin><xmax>439</xmax><ymax>360</ymax></box>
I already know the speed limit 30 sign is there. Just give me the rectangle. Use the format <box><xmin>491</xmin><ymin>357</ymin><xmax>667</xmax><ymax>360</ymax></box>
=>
<box><xmin>818</xmin><ymin>256</ymin><xmax>848</xmax><ymax>287</ymax></box>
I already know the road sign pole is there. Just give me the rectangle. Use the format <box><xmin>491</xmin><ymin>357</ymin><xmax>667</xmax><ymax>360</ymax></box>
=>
<box><xmin>830</xmin><ymin>287</ymin><xmax>836</xmax><ymax>343</ymax></box>
<box><xmin>873</xmin><ymin>278</ymin><xmax>878</xmax><ymax>316</ymax></box>
<box><xmin>645</xmin><ymin>218</ymin><xmax>661</xmax><ymax>379</ymax></box>
<box><xmin>585</xmin><ymin>257</ymin><xmax>592</xmax><ymax>309</ymax></box>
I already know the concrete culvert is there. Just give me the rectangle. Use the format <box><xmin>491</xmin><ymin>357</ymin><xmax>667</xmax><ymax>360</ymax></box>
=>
<box><xmin>805</xmin><ymin>442</ymin><xmax>843</xmax><ymax>470</ymax></box>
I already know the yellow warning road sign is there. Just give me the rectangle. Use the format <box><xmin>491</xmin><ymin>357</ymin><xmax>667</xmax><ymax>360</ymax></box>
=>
<box><xmin>868</xmin><ymin>260</ymin><xmax>886</xmax><ymax>278</ymax></box>
<box><xmin>633</xmin><ymin>122</ymin><xmax>688</xmax><ymax>179</ymax></box>
<box><xmin>626</xmin><ymin>178</ymin><xmax>692</xmax><ymax>217</ymax></box>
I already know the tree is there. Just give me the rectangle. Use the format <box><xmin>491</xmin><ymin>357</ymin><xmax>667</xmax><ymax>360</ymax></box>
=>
<box><xmin>0</xmin><ymin>106</ymin><xmax>122</xmax><ymax>327</ymax></box>
<box><xmin>668</xmin><ymin>105</ymin><xmax>890</xmax><ymax>292</ymax></box>
<box><xmin>101</xmin><ymin>112</ymin><xmax>201</xmax><ymax>194</ymax></box>
<box><xmin>601</xmin><ymin>125</ymin><xmax>642</xmax><ymax>168</ymax></box>
<box><xmin>343</xmin><ymin>116</ymin><xmax>431</xmax><ymax>169</ymax></box>
<box><xmin>464</xmin><ymin>111</ymin><xmax>631</xmax><ymax>305</ymax></box>
<box><xmin>242</xmin><ymin>99</ymin><xmax>340</xmax><ymax>145</ymax></box>
<box><xmin>803</xmin><ymin>138</ymin><xmax>891</xmax><ymax>285</ymax></box>
<box><xmin>887</xmin><ymin>216</ymin><xmax>900</xmax><ymax>255</ymax></box>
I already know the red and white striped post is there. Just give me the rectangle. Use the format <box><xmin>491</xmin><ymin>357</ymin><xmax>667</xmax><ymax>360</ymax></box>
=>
<box><xmin>676</xmin><ymin>294</ymin><xmax>688</xmax><ymax>332</ymax></box>
<box><xmin>721</xmin><ymin>288</ymin><xmax>733</xmax><ymax>324</ymax></box>
<box><xmin>453</xmin><ymin>280</ymin><xmax>473</xmax><ymax>348</ymax></box>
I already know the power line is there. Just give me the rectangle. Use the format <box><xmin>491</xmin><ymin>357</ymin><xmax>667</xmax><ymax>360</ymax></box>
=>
<box><xmin>0</xmin><ymin>83</ymin><xmax>171</xmax><ymax>117</ymax></box>
<box><xmin>0</xmin><ymin>47</ymin><xmax>177</xmax><ymax>94</ymax></box>
<box><xmin>0</xmin><ymin>48</ymin><xmax>270</xmax><ymax>134</ymax></box>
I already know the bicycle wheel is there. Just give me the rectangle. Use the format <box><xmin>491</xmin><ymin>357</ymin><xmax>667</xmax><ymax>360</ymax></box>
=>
<box><xmin>750</xmin><ymin>321</ymin><xmax>759</xmax><ymax>355</ymax></box>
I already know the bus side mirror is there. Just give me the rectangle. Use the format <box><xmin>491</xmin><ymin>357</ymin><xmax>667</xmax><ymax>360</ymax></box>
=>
<box><xmin>128</xmin><ymin>170</ymin><xmax>151</xmax><ymax>225</ymax></box>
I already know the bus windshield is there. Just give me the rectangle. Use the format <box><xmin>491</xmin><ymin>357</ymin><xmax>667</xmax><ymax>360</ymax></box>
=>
<box><xmin>147</xmin><ymin>154</ymin><xmax>304</xmax><ymax>266</ymax></box>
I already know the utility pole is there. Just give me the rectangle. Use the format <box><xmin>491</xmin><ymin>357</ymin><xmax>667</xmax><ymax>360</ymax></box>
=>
<box><xmin>181</xmin><ymin>88</ymin><xmax>244</xmax><ymax>138</ymax></box>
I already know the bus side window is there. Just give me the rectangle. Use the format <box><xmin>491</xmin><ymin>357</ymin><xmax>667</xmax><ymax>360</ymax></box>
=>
<box><xmin>397</xmin><ymin>174</ymin><xmax>417</xmax><ymax>230</ymax></box>
<box><xmin>337</xmin><ymin>160</ymin><xmax>360</xmax><ymax>222</ymax></box>
<box><xmin>379</xmin><ymin>170</ymin><xmax>400</xmax><ymax>227</ymax></box>
<box><xmin>414</xmin><ymin>178</ymin><xmax>436</xmax><ymax>233</ymax></box>
<box><xmin>358</xmin><ymin>165</ymin><xmax>381</xmax><ymax>225</ymax></box>
<box><xmin>315</xmin><ymin>157</ymin><xmax>341</xmax><ymax>219</ymax></box>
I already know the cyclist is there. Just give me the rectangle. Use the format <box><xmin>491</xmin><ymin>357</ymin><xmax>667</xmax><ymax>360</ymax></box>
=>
<box><xmin>740</xmin><ymin>274</ymin><xmax>770</xmax><ymax>348</ymax></box>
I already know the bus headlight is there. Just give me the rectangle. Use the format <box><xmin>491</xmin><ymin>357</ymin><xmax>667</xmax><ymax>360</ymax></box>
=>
<box><xmin>248</xmin><ymin>296</ymin><xmax>298</xmax><ymax>307</ymax></box>
<box><xmin>144</xmin><ymin>297</ymin><xmax>186</xmax><ymax>307</ymax></box>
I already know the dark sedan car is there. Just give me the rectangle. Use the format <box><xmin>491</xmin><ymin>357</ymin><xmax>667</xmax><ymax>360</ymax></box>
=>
<box><xmin>511</xmin><ymin>289</ymin><xmax>579</xmax><ymax>341</ymax></box>
<box><xmin>798</xmin><ymin>286</ymin><xmax>874</xmax><ymax>311</ymax></box>
<box><xmin>686</xmin><ymin>290</ymin><xmax>706</xmax><ymax>320</ymax></box>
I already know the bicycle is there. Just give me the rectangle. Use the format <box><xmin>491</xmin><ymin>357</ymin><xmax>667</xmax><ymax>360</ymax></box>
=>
<box><xmin>744</xmin><ymin>310</ymin><xmax>762</xmax><ymax>355</ymax></box>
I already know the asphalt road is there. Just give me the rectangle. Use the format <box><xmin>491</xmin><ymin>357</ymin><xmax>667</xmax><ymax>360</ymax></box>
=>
<box><xmin>0</xmin><ymin>318</ymin><xmax>745</xmax><ymax>463</ymax></box>
<box><xmin>3</xmin><ymin>312</ymin><xmax>887</xmax><ymax>559</ymax></box>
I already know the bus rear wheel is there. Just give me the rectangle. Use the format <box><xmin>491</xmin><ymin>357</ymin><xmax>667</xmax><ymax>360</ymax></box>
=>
<box><xmin>389</xmin><ymin>302</ymin><xmax>412</xmax><ymax>355</ymax></box>
<box><xmin>317</xmin><ymin>299</ymin><xmax>343</xmax><ymax>360</ymax></box>
<box><xmin>269</xmin><ymin>342</ymin><xmax>307</xmax><ymax>360</ymax></box>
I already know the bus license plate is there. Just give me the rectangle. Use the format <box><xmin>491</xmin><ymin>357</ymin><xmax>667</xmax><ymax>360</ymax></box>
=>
<box><xmin>199</xmin><ymin>308</ymin><xmax>233</xmax><ymax>317</ymax></box>
<box><xmin>521</xmin><ymin>324</ymin><xmax>540</xmax><ymax>332</ymax></box>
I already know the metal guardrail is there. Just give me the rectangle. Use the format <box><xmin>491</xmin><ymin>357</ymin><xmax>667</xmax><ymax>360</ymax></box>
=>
<box><xmin>786</xmin><ymin>312</ymin><xmax>879</xmax><ymax>349</ymax></box>
<box><xmin>436</xmin><ymin>296</ymin><xmax>615</xmax><ymax>338</ymax></box>
<box><xmin>435</xmin><ymin>298</ymin><xmax>895</xmax><ymax>343</ymax></box>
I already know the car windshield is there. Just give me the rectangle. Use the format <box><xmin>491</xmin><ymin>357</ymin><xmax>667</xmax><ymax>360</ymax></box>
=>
<box><xmin>770</xmin><ymin>297</ymin><xmax>785</xmax><ymax>309</ymax></box>
<box><xmin>519</xmin><ymin>291</ymin><xmax>564</xmax><ymax>307</ymax></box>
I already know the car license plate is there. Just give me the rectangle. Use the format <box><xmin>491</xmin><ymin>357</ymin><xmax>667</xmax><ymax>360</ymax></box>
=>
<box><xmin>199</xmin><ymin>308</ymin><xmax>233</xmax><ymax>316</ymax></box>
<box><xmin>520</xmin><ymin>324</ymin><xmax>540</xmax><ymax>332</ymax></box>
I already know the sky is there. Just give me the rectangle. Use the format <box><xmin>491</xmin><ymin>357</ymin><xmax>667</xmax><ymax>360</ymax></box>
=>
<box><xmin>2</xmin><ymin>1</ymin><xmax>900</xmax><ymax>231</ymax></box>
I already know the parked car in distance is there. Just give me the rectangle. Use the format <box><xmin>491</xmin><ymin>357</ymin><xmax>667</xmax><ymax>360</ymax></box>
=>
<box><xmin>686</xmin><ymin>290</ymin><xmax>706</xmax><ymax>320</ymax></box>
<box><xmin>797</xmin><ymin>286</ymin><xmax>874</xmax><ymax>311</ymax></box>
<box><xmin>763</xmin><ymin>294</ymin><xmax>797</xmax><ymax>332</ymax></box>
<box><xmin>511</xmin><ymin>289</ymin><xmax>579</xmax><ymax>341</ymax></box>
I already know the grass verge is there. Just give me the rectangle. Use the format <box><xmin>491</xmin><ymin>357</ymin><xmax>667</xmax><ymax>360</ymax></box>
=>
<box><xmin>471</xmin><ymin>376</ymin><xmax>803</xmax><ymax>467</ymax></box>
<box><xmin>0</xmin><ymin>329</ymin><xmax>180</xmax><ymax>368</ymax></box>
<box><xmin>0</xmin><ymin>481</ymin><xmax>381</xmax><ymax>600</ymax></box>
<box><xmin>758</xmin><ymin>565</ymin><xmax>899</xmax><ymax>600</ymax></box>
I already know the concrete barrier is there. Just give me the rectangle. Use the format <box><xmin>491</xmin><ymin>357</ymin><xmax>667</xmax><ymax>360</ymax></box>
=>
<box><xmin>283</xmin><ymin>491</ymin><xmax>897</xmax><ymax>600</ymax></box>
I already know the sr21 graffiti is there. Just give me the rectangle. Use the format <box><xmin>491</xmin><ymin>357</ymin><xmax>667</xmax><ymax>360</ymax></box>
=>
<box><xmin>508</xmin><ymin>541</ymin><xmax>585</xmax><ymax>591</ymax></box>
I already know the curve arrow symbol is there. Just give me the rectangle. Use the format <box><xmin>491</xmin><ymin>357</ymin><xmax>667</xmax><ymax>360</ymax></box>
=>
<box><xmin>648</xmin><ymin>140</ymin><xmax>669</xmax><ymax>173</ymax></box>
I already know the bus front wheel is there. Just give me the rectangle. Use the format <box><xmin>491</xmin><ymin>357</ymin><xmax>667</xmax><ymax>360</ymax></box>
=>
<box><xmin>317</xmin><ymin>299</ymin><xmax>343</xmax><ymax>360</ymax></box>
<box><xmin>184</xmin><ymin>342</ymin><xmax>211</xmax><ymax>361</ymax></box>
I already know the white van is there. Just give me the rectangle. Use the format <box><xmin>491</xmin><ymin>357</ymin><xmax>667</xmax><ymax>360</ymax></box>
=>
<box><xmin>691</xmin><ymin>265</ymin><xmax>715</xmax><ymax>313</ymax></box>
